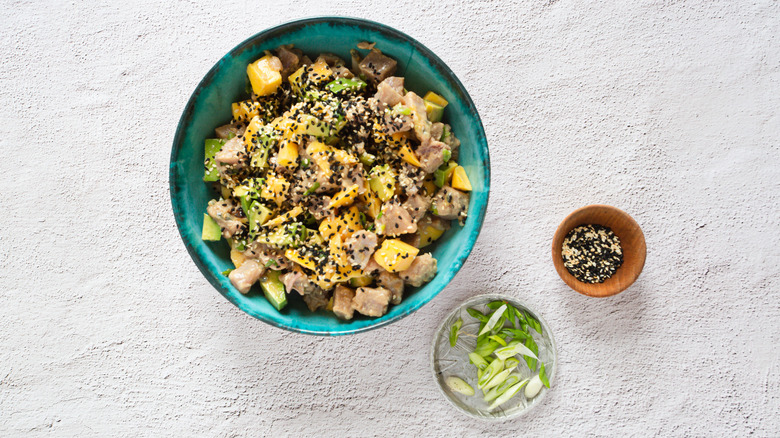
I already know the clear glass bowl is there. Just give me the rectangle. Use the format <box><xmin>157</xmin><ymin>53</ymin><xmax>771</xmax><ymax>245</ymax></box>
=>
<box><xmin>430</xmin><ymin>294</ymin><xmax>558</xmax><ymax>420</ymax></box>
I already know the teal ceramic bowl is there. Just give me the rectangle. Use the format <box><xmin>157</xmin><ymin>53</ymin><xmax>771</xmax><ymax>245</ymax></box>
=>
<box><xmin>170</xmin><ymin>17</ymin><xmax>490</xmax><ymax>335</ymax></box>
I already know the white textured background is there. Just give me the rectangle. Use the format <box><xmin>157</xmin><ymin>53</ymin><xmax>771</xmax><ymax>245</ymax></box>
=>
<box><xmin>1</xmin><ymin>0</ymin><xmax>779</xmax><ymax>436</ymax></box>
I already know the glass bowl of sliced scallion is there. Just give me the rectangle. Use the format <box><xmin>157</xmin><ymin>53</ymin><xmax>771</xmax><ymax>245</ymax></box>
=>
<box><xmin>431</xmin><ymin>294</ymin><xmax>557</xmax><ymax>420</ymax></box>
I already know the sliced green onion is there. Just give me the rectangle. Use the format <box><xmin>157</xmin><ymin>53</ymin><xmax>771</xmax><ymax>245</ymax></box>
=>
<box><xmin>265</xmin><ymin>259</ymin><xmax>278</xmax><ymax>268</ymax></box>
<box><xmin>500</xmin><ymin>328</ymin><xmax>530</xmax><ymax>342</ymax></box>
<box><xmin>483</xmin><ymin>374</ymin><xmax>524</xmax><ymax>403</ymax></box>
<box><xmin>449</xmin><ymin>318</ymin><xmax>463</xmax><ymax>347</ymax></box>
<box><xmin>467</xmin><ymin>308</ymin><xmax>489</xmax><ymax>323</ymax></box>
<box><xmin>514</xmin><ymin>308</ymin><xmax>528</xmax><ymax>329</ymax></box>
<box><xmin>486</xmin><ymin>300</ymin><xmax>505</xmax><ymax>310</ymax></box>
<box><xmin>445</xmin><ymin>376</ymin><xmax>475</xmax><ymax>396</ymax></box>
<box><xmin>539</xmin><ymin>363</ymin><xmax>550</xmax><ymax>388</ymax></box>
<box><xmin>482</xmin><ymin>368</ymin><xmax>512</xmax><ymax>392</ymax></box>
<box><xmin>393</xmin><ymin>104</ymin><xmax>412</xmax><ymax>116</ymax></box>
<box><xmin>301</xmin><ymin>158</ymin><xmax>310</xmax><ymax>169</ymax></box>
<box><xmin>524</xmin><ymin>336</ymin><xmax>539</xmax><ymax>371</ymax></box>
<box><xmin>496</xmin><ymin>374</ymin><xmax>524</xmax><ymax>396</ymax></box>
<box><xmin>303</xmin><ymin>182</ymin><xmax>320</xmax><ymax>196</ymax></box>
<box><xmin>477</xmin><ymin>358</ymin><xmax>504</xmax><ymax>389</ymax></box>
<box><xmin>468</xmin><ymin>352</ymin><xmax>489</xmax><ymax>371</ymax></box>
<box><xmin>524</xmin><ymin>375</ymin><xmax>544</xmax><ymax>399</ymax></box>
<box><xmin>494</xmin><ymin>340</ymin><xmax>539</xmax><ymax>361</ymax></box>
<box><xmin>524</xmin><ymin>311</ymin><xmax>543</xmax><ymax>334</ymax></box>
<box><xmin>488</xmin><ymin>380</ymin><xmax>529</xmax><ymax>411</ymax></box>
<box><xmin>488</xmin><ymin>335</ymin><xmax>507</xmax><ymax>347</ymax></box>
<box><xmin>478</xmin><ymin>304</ymin><xmax>507</xmax><ymax>336</ymax></box>
<box><xmin>221</xmin><ymin>269</ymin><xmax>234</xmax><ymax>276</ymax></box>
<box><xmin>482</xmin><ymin>385</ymin><xmax>501</xmax><ymax>403</ymax></box>
<box><xmin>504</xmin><ymin>357</ymin><xmax>520</xmax><ymax>370</ymax></box>
<box><xmin>474</xmin><ymin>340</ymin><xmax>499</xmax><ymax>358</ymax></box>
<box><xmin>326</xmin><ymin>77</ymin><xmax>367</xmax><ymax>94</ymax></box>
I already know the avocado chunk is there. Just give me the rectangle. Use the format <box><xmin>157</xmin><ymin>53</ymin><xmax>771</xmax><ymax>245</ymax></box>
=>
<box><xmin>368</xmin><ymin>164</ymin><xmax>396</xmax><ymax>202</ymax></box>
<box><xmin>424</xmin><ymin>100</ymin><xmax>444</xmax><ymax>123</ymax></box>
<box><xmin>260</xmin><ymin>269</ymin><xmax>287</xmax><ymax>311</ymax></box>
<box><xmin>247</xmin><ymin>201</ymin><xmax>272</xmax><ymax>234</ymax></box>
<box><xmin>202</xmin><ymin>213</ymin><xmax>222</xmax><ymax>241</ymax></box>
<box><xmin>434</xmin><ymin>161</ymin><xmax>458</xmax><ymax>188</ymax></box>
<box><xmin>203</xmin><ymin>139</ymin><xmax>225</xmax><ymax>182</ymax></box>
<box><xmin>298</xmin><ymin>114</ymin><xmax>346</xmax><ymax>138</ymax></box>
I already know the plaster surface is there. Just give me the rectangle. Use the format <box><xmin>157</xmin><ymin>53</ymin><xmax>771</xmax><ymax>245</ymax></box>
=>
<box><xmin>1</xmin><ymin>1</ymin><xmax>778</xmax><ymax>436</ymax></box>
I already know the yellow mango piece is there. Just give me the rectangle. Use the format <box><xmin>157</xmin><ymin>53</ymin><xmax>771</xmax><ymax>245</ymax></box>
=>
<box><xmin>349</xmin><ymin>275</ymin><xmax>373</xmax><ymax>287</ymax></box>
<box><xmin>260</xmin><ymin>175</ymin><xmax>289</xmax><ymax>207</ymax></box>
<box><xmin>243</xmin><ymin>116</ymin><xmax>264</xmax><ymax>152</ymax></box>
<box><xmin>230</xmin><ymin>249</ymin><xmax>247</xmax><ymax>269</ymax></box>
<box><xmin>231</xmin><ymin>100</ymin><xmax>259</xmax><ymax>122</ymax></box>
<box><xmin>329</xmin><ymin>234</ymin><xmax>348</xmax><ymax>268</ymax></box>
<box><xmin>263</xmin><ymin>206</ymin><xmax>303</xmax><ymax>229</ymax></box>
<box><xmin>372</xmin><ymin>119</ymin><xmax>390</xmax><ymax>144</ymax></box>
<box><xmin>285</xmin><ymin>248</ymin><xmax>318</xmax><ymax>271</ymax></box>
<box><xmin>288</xmin><ymin>66</ymin><xmax>306</xmax><ymax>95</ymax></box>
<box><xmin>306</xmin><ymin>141</ymin><xmax>333</xmax><ymax>176</ymax></box>
<box><xmin>326</xmin><ymin>296</ymin><xmax>334</xmax><ymax>312</ymax></box>
<box><xmin>318</xmin><ymin>217</ymin><xmax>337</xmax><ymax>241</ymax></box>
<box><xmin>277</xmin><ymin>141</ymin><xmax>299</xmax><ymax>168</ymax></box>
<box><xmin>329</xmin><ymin>184</ymin><xmax>360</xmax><ymax>209</ymax></box>
<box><xmin>360</xmin><ymin>188</ymin><xmax>382</xmax><ymax>219</ymax></box>
<box><xmin>247</xmin><ymin>55</ymin><xmax>282</xmax><ymax>96</ymax></box>
<box><xmin>319</xmin><ymin>206</ymin><xmax>363</xmax><ymax>241</ymax></box>
<box><xmin>333</xmin><ymin>149</ymin><xmax>358</xmax><ymax>165</ymax></box>
<box><xmin>309</xmin><ymin>58</ymin><xmax>333</xmax><ymax>84</ymax></box>
<box><xmin>399</xmin><ymin>142</ymin><xmax>421</xmax><ymax>167</ymax></box>
<box><xmin>305</xmin><ymin>140</ymin><xmax>329</xmax><ymax>154</ymax></box>
<box><xmin>373</xmin><ymin>239</ymin><xmax>419</xmax><ymax>273</ymax></box>
<box><xmin>418</xmin><ymin>225</ymin><xmax>446</xmax><ymax>248</ymax></box>
<box><xmin>333</xmin><ymin>265</ymin><xmax>362</xmax><ymax>282</ymax></box>
<box><xmin>423</xmin><ymin>91</ymin><xmax>448</xmax><ymax>107</ymax></box>
<box><xmin>305</xmin><ymin>142</ymin><xmax>357</xmax><ymax>177</ymax></box>
<box><xmin>451</xmin><ymin>166</ymin><xmax>472</xmax><ymax>192</ymax></box>
<box><xmin>422</xmin><ymin>179</ymin><xmax>437</xmax><ymax>197</ymax></box>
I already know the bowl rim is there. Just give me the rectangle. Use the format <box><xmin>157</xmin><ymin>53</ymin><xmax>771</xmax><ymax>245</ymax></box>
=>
<box><xmin>551</xmin><ymin>204</ymin><xmax>646</xmax><ymax>297</ymax></box>
<box><xmin>169</xmin><ymin>16</ymin><xmax>491</xmax><ymax>335</ymax></box>
<box><xmin>430</xmin><ymin>293</ymin><xmax>558</xmax><ymax>421</ymax></box>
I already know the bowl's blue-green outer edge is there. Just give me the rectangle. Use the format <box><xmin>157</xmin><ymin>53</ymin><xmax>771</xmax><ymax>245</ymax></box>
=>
<box><xmin>169</xmin><ymin>16</ymin><xmax>491</xmax><ymax>336</ymax></box>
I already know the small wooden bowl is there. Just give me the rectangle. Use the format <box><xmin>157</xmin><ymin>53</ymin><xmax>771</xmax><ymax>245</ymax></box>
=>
<box><xmin>552</xmin><ymin>205</ymin><xmax>646</xmax><ymax>297</ymax></box>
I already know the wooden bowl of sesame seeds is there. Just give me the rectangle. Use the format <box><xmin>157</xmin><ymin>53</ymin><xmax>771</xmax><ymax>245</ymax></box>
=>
<box><xmin>552</xmin><ymin>205</ymin><xmax>646</xmax><ymax>297</ymax></box>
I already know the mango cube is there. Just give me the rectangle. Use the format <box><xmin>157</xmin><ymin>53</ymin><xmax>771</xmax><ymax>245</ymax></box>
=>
<box><xmin>373</xmin><ymin>239</ymin><xmax>419</xmax><ymax>273</ymax></box>
<box><xmin>451</xmin><ymin>166</ymin><xmax>472</xmax><ymax>191</ymax></box>
<box><xmin>243</xmin><ymin>116</ymin><xmax>264</xmax><ymax>151</ymax></box>
<box><xmin>424</xmin><ymin>91</ymin><xmax>449</xmax><ymax>108</ymax></box>
<box><xmin>247</xmin><ymin>55</ymin><xmax>282</xmax><ymax>96</ymax></box>
<box><xmin>319</xmin><ymin>206</ymin><xmax>362</xmax><ymax>241</ymax></box>
<box><xmin>329</xmin><ymin>184</ymin><xmax>360</xmax><ymax>209</ymax></box>
<box><xmin>285</xmin><ymin>249</ymin><xmax>318</xmax><ymax>271</ymax></box>
<box><xmin>277</xmin><ymin>141</ymin><xmax>299</xmax><ymax>168</ymax></box>
<box><xmin>260</xmin><ymin>174</ymin><xmax>289</xmax><ymax>207</ymax></box>
<box><xmin>230</xmin><ymin>249</ymin><xmax>247</xmax><ymax>269</ymax></box>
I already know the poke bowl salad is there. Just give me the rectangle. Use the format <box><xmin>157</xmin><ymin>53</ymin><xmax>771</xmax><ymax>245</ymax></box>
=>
<box><xmin>200</xmin><ymin>43</ymin><xmax>473</xmax><ymax>320</ymax></box>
